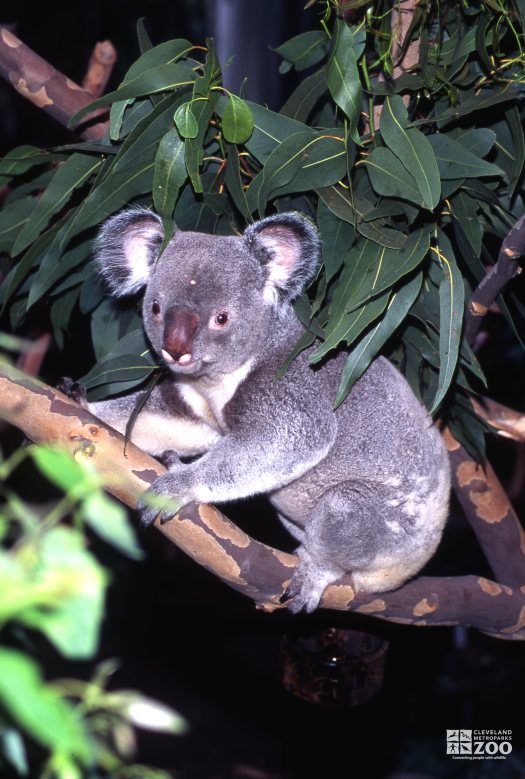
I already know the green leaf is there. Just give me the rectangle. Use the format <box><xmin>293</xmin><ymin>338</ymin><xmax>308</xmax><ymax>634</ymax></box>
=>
<box><xmin>70</xmin><ymin>61</ymin><xmax>197</xmax><ymax>124</ymax></box>
<box><xmin>81</xmin><ymin>328</ymin><xmax>156</xmax><ymax>398</ymax></box>
<box><xmin>432</xmin><ymin>86</ymin><xmax>520</xmax><ymax>126</ymax></box>
<box><xmin>72</xmin><ymin>163</ymin><xmax>154</xmax><ymax>235</ymax></box>
<box><xmin>274</xmin><ymin>30</ymin><xmax>329</xmax><ymax>73</ymax></box>
<box><xmin>0</xmin><ymin>649</ymin><xmax>90</xmax><ymax>758</ymax></box>
<box><xmin>0</xmin><ymin>146</ymin><xmax>65</xmax><ymax>186</ymax></box>
<box><xmin>344</xmin><ymin>227</ymin><xmax>431</xmax><ymax>311</ymax></box>
<box><xmin>153</xmin><ymin>128</ymin><xmax>187</xmax><ymax>219</ymax></box>
<box><xmin>12</xmin><ymin>154</ymin><xmax>101</xmax><ymax>256</ymax></box>
<box><xmin>122</xmin><ymin>38</ymin><xmax>194</xmax><ymax>83</ymax></box>
<box><xmin>82</xmin><ymin>492</ymin><xmax>144</xmax><ymax>560</ymax></box>
<box><xmin>0</xmin><ymin>197</ymin><xmax>35</xmax><ymax>252</ymax></box>
<box><xmin>317</xmin><ymin>197</ymin><xmax>355</xmax><ymax>282</ymax></box>
<box><xmin>184</xmin><ymin>99</ymin><xmax>213</xmax><ymax>193</ymax></box>
<box><xmin>317</xmin><ymin>185</ymin><xmax>406</xmax><ymax>248</ymax></box>
<box><xmin>311</xmin><ymin>290</ymin><xmax>390</xmax><ymax>363</ymax></box>
<box><xmin>224</xmin><ymin>142</ymin><xmax>252</xmax><ymax>222</ymax></box>
<box><xmin>505</xmin><ymin>105</ymin><xmax>525</xmax><ymax>197</ymax></box>
<box><xmin>428</xmin><ymin>133</ymin><xmax>504</xmax><ymax>179</ymax></box>
<box><xmin>280</xmin><ymin>68</ymin><xmax>328</xmax><ymax>122</ymax></box>
<box><xmin>456</xmin><ymin>128</ymin><xmax>496</xmax><ymax>158</ymax></box>
<box><xmin>381</xmin><ymin>96</ymin><xmax>440</xmax><ymax>210</ymax></box>
<box><xmin>240</xmin><ymin>101</ymin><xmax>305</xmax><ymax>163</ymax></box>
<box><xmin>222</xmin><ymin>94</ymin><xmax>254</xmax><ymax>143</ymax></box>
<box><xmin>364</xmin><ymin>146</ymin><xmax>426</xmax><ymax>206</ymax></box>
<box><xmin>326</xmin><ymin>18</ymin><xmax>362</xmax><ymax>143</ymax></box>
<box><xmin>430</xmin><ymin>232</ymin><xmax>465</xmax><ymax>413</ymax></box>
<box><xmin>18</xmin><ymin>526</ymin><xmax>107</xmax><ymax>658</ymax></box>
<box><xmin>31</xmin><ymin>445</ymin><xmax>93</xmax><ymax>493</ymax></box>
<box><xmin>255</xmin><ymin>130</ymin><xmax>346</xmax><ymax>214</ymax></box>
<box><xmin>335</xmin><ymin>272</ymin><xmax>423</xmax><ymax>405</ymax></box>
<box><xmin>174</xmin><ymin>101</ymin><xmax>199</xmax><ymax>138</ymax></box>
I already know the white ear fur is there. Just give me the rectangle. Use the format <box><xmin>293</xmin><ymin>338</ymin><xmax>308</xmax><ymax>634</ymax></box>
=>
<box><xmin>244</xmin><ymin>213</ymin><xmax>321</xmax><ymax>312</ymax></box>
<box><xmin>95</xmin><ymin>208</ymin><xmax>164</xmax><ymax>297</ymax></box>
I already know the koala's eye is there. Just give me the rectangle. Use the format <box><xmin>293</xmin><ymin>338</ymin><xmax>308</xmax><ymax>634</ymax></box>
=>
<box><xmin>213</xmin><ymin>311</ymin><xmax>229</xmax><ymax>328</ymax></box>
<box><xmin>151</xmin><ymin>300</ymin><xmax>161</xmax><ymax>317</ymax></box>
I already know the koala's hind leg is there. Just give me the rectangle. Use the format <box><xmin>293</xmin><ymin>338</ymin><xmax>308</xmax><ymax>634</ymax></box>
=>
<box><xmin>286</xmin><ymin>479</ymin><xmax>446</xmax><ymax>613</ymax></box>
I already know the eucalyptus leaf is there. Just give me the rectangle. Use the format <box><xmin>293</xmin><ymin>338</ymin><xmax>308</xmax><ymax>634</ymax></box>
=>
<box><xmin>431</xmin><ymin>232</ymin><xmax>465</xmax><ymax>412</ymax></box>
<box><xmin>222</xmin><ymin>94</ymin><xmax>254</xmax><ymax>143</ymax></box>
<box><xmin>174</xmin><ymin>101</ymin><xmax>199</xmax><ymax>138</ymax></box>
<box><xmin>381</xmin><ymin>96</ymin><xmax>441</xmax><ymax>210</ymax></box>
<box><xmin>335</xmin><ymin>272</ymin><xmax>423</xmax><ymax>405</ymax></box>
<box><xmin>326</xmin><ymin>18</ymin><xmax>362</xmax><ymax>143</ymax></box>
<box><xmin>153</xmin><ymin>128</ymin><xmax>187</xmax><ymax>219</ymax></box>
<box><xmin>428</xmin><ymin>133</ymin><xmax>504</xmax><ymax>179</ymax></box>
<box><xmin>274</xmin><ymin>30</ymin><xmax>329</xmax><ymax>73</ymax></box>
<box><xmin>12</xmin><ymin>154</ymin><xmax>101</xmax><ymax>256</ymax></box>
<box><xmin>364</xmin><ymin>146</ymin><xmax>426</xmax><ymax>206</ymax></box>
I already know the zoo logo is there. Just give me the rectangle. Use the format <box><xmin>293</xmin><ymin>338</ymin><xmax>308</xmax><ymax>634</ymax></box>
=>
<box><xmin>446</xmin><ymin>730</ymin><xmax>512</xmax><ymax>760</ymax></box>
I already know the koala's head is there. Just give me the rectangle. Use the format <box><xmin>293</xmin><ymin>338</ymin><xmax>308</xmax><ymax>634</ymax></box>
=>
<box><xmin>95</xmin><ymin>208</ymin><xmax>320</xmax><ymax>377</ymax></box>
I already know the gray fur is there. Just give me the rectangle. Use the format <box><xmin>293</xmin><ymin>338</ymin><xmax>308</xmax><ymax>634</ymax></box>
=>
<box><xmin>90</xmin><ymin>208</ymin><xmax>450</xmax><ymax>612</ymax></box>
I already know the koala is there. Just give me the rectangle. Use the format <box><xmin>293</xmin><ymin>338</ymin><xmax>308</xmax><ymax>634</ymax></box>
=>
<box><xmin>88</xmin><ymin>207</ymin><xmax>450</xmax><ymax>612</ymax></box>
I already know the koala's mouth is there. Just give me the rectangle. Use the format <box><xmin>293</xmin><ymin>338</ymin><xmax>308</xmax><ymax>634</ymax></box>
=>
<box><xmin>162</xmin><ymin>349</ymin><xmax>202</xmax><ymax>373</ymax></box>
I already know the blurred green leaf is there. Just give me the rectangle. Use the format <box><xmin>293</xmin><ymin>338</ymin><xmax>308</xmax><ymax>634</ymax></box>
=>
<box><xmin>0</xmin><ymin>649</ymin><xmax>90</xmax><ymax>760</ymax></box>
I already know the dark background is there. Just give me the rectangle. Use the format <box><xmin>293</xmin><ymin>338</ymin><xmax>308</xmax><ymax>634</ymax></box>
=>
<box><xmin>1</xmin><ymin>2</ymin><xmax>524</xmax><ymax>777</ymax></box>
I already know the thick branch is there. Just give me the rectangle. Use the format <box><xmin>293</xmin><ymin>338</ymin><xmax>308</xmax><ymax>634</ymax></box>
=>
<box><xmin>0</xmin><ymin>364</ymin><xmax>524</xmax><ymax>637</ymax></box>
<box><xmin>444</xmin><ymin>429</ymin><xmax>525</xmax><ymax>589</ymax></box>
<box><xmin>464</xmin><ymin>212</ymin><xmax>525</xmax><ymax>345</ymax></box>
<box><xmin>0</xmin><ymin>27</ymin><xmax>109</xmax><ymax>140</ymax></box>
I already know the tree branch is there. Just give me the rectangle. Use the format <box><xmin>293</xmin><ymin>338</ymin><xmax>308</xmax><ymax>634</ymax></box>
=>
<box><xmin>0</xmin><ymin>364</ymin><xmax>524</xmax><ymax>638</ymax></box>
<box><xmin>0</xmin><ymin>26</ymin><xmax>109</xmax><ymax>140</ymax></box>
<box><xmin>464</xmin><ymin>212</ymin><xmax>525</xmax><ymax>346</ymax></box>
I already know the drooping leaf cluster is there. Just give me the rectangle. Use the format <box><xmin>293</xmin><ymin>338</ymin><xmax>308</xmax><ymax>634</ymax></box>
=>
<box><xmin>0</xmin><ymin>4</ymin><xmax>524</xmax><ymax>456</ymax></box>
<box><xmin>0</xmin><ymin>443</ymin><xmax>183</xmax><ymax>778</ymax></box>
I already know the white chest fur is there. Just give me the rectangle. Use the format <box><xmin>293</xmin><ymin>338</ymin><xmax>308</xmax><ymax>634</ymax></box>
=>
<box><xmin>178</xmin><ymin>359</ymin><xmax>254</xmax><ymax>431</ymax></box>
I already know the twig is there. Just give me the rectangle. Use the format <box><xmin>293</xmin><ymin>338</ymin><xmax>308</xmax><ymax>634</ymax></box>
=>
<box><xmin>82</xmin><ymin>40</ymin><xmax>117</xmax><ymax>98</ymax></box>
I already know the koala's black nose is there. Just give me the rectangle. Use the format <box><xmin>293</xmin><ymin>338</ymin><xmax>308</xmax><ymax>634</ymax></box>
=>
<box><xmin>163</xmin><ymin>307</ymin><xmax>200</xmax><ymax>362</ymax></box>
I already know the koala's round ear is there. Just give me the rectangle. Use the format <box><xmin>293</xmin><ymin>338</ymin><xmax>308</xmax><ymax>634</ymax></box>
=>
<box><xmin>244</xmin><ymin>212</ymin><xmax>321</xmax><ymax>310</ymax></box>
<box><xmin>94</xmin><ymin>207</ymin><xmax>165</xmax><ymax>296</ymax></box>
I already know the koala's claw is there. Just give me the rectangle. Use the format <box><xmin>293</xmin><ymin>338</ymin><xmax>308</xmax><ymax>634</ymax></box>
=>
<box><xmin>57</xmin><ymin>377</ymin><xmax>88</xmax><ymax>406</ymax></box>
<box><xmin>137</xmin><ymin>475</ymin><xmax>187</xmax><ymax>529</ymax></box>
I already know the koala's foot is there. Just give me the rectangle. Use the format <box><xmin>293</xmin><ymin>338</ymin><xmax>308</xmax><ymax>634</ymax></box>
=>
<box><xmin>284</xmin><ymin>547</ymin><xmax>345</xmax><ymax>613</ymax></box>
<box><xmin>57</xmin><ymin>377</ymin><xmax>88</xmax><ymax>407</ymax></box>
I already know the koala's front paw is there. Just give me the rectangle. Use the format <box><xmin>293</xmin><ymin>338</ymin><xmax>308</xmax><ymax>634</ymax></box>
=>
<box><xmin>57</xmin><ymin>377</ymin><xmax>88</xmax><ymax>407</ymax></box>
<box><xmin>160</xmin><ymin>449</ymin><xmax>181</xmax><ymax>468</ymax></box>
<box><xmin>137</xmin><ymin>472</ymin><xmax>188</xmax><ymax>528</ymax></box>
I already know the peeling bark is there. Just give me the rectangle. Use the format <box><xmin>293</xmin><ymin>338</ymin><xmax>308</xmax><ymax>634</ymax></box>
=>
<box><xmin>0</xmin><ymin>363</ymin><xmax>524</xmax><ymax>639</ymax></box>
<box><xmin>0</xmin><ymin>26</ymin><xmax>109</xmax><ymax>140</ymax></box>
